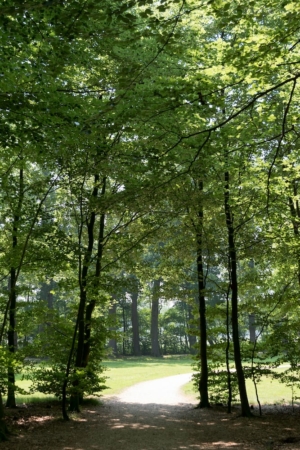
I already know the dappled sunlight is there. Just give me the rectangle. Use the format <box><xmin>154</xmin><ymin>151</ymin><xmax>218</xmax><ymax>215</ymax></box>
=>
<box><xmin>212</xmin><ymin>442</ymin><xmax>240</xmax><ymax>447</ymax></box>
<box><xmin>63</xmin><ymin>448</ymin><xmax>85</xmax><ymax>450</ymax></box>
<box><xmin>3</xmin><ymin>385</ymin><xmax>300</xmax><ymax>450</ymax></box>
<box><xmin>110</xmin><ymin>416</ymin><xmax>166</xmax><ymax>429</ymax></box>
<box><xmin>127</xmin><ymin>422</ymin><xmax>165</xmax><ymax>430</ymax></box>
<box><xmin>13</xmin><ymin>413</ymin><xmax>53</xmax><ymax>427</ymax></box>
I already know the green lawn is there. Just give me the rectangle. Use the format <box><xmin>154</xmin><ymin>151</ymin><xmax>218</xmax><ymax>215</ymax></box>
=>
<box><xmin>9</xmin><ymin>355</ymin><xmax>193</xmax><ymax>403</ymax></box>
<box><xmin>183</xmin><ymin>368</ymin><xmax>300</xmax><ymax>406</ymax></box>
<box><xmin>10</xmin><ymin>356</ymin><xmax>300</xmax><ymax>407</ymax></box>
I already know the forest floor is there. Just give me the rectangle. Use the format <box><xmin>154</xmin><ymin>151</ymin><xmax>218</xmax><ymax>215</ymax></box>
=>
<box><xmin>2</xmin><ymin>373</ymin><xmax>300</xmax><ymax>450</ymax></box>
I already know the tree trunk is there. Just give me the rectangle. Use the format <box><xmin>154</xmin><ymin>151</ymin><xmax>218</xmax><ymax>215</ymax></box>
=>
<box><xmin>249</xmin><ymin>314</ymin><xmax>256</xmax><ymax>343</ymax></box>
<box><xmin>0</xmin><ymin>326</ymin><xmax>9</xmax><ymax>439</ymax></box>
<box><xmin>187</xmin><ymin>302</ymin><xmax>197</xmax><ymax>354</ymax></box>
<box><xmin>151</xmin><ymin>279</ymin><xmax>161</xmax><ymax>357</ymax></box>
<box><xmin>131</xmin><ymin>290</ymin><xmax>141</xmax><ymax>356</ymax></box>
<box><xmin>68</xmin><ymin>174</ymin><xmax>100</xmax><ymax>413</ymax></box>
<box><xmin>224</xmin><ymin>169</ymin><xmax>252</xmax><ymax>417</ymax></box>
<box><xmin>108</xmin><ymin>302</ymin><xmax>118</xmax><ymax>355</ymax></box>
<box><xmin>0</xmin><ymin>393</ymin><xmax>9</xmax><ymax>441</ymax></box>
<box><xmin>6</xmin><ymin>277</ymin><xmax>17</xmax><ymax>408</ymax></box>
<box><xmin>182</xmin><ymin>303</ymin><xmax>190</xmax><ymax>353</ymax></box>
<box><xmin>225</xmin><ymin>286</ymin><xmax>232</xmax><ymax>413</ymax></box>
<box><xmin>121</xmin><ymin>300</ymin><xmax>129</xmax><ymax>356</ymax></box>
<box><xmin>82</xmin><ymin>179</ymin><xmax>106</xmax><ymax>367</ymax></box>
<box><xmin>6</xmin><ymin>168</ymin><xmax>23</xmax><ymax>409</ymax></box>
<box><xmin>196</xmin><ymin>180</ymin><xmax>210</xmax><ymax>408</ymax></box>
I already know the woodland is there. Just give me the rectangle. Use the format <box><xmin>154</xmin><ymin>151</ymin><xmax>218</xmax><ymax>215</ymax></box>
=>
<box><xmin>1</xmin><ymin>0</ymin><xmax>300</xmax><ymax>441</ymax></box>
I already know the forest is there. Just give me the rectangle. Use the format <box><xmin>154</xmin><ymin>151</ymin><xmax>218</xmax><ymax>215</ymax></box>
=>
<box><xmin>1</xmin><ymin>0</ymin><xmax>300</xmax><ymax>439</ymax></box>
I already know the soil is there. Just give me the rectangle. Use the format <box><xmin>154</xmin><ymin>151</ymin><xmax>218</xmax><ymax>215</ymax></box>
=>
<box><xmin>2</xmin><ymin>373</ymin><xmax>300</xmax><ymax>450</ymax></box>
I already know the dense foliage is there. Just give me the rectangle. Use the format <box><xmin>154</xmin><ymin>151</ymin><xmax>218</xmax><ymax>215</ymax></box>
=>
<box><xmin>1</xmin><ymin>0</ymin><xmax>300</xmax><ymax>428</ymax></box>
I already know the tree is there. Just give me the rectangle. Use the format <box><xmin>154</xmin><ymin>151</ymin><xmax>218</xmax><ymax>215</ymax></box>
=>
<box><xmin>151</xmin><ymin>279</ymin><xmax>162</xmax><ymax>358</ymax></box>
<box><xmin>224</xmin><ymin>165</ymin><xmax>252</xmax><ymax>417</ymax></box>
<box><xmin>129</xmin><ymin>276</ymin><xmax>141</xmax><ymax>357</ymax></box>
<box><xmin>195</xmin><ymin>181</ymin><xmax>210</xmax><ymax>408</ymax></box>
<box><xmin>1</xmin><ymin>0</ymin><xmax>300</xmax><ymax>425</ymax></box>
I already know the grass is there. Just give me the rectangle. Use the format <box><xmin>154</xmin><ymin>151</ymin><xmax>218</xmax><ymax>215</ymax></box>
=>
<box><xmin>8</xmin><ymin>355</ymin><xmax>193</xmax><ymax>403</ymax></box>
<box><xmin>182</xmin><ymin>367</ymin><xmax>300</xmax><ymax>406</ymax></box>
<box><xmin>246</xmin><ymin>376</ymin><xmax>300</xmax><ymax>405</ymax></box>
<box><xmin>9</xmin><ymin>356</ymin><xmax>300</xmax><ymax>407</ymax></box>
<box><xmin>8</xmin><ymin>376</ymin><xmax>57</xmax><ymax>404</ymax></box>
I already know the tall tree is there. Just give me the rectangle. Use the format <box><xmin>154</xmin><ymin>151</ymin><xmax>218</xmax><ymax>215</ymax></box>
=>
<box><xmin>151</xmin><ymin>279</ymin><xmax>162</xmax><ymax>357</ymax></box>
<box><xmin>224</xmin><ymin>164</ymin><xmax>252</xmax><ymax>417</ymax></box>
<box><xmin>195</xmin><ymin>180</ymin><xmax>210</xmax><ymax>408</ymax></box>
<box><xmin>130</xmin><ymin>277</ymin><xmax>141</xmax><ymax>356</ymax></box>
<box><xmin>6</xmin><ymin>168</ymin><xmax>23</xmax><ymax>408</ymax></box>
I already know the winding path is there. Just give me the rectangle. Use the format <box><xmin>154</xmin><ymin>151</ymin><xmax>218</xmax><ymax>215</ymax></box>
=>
<box><xmin>116</xmin><ymin>372</ymin><xmax>195</xmax><ymax>405</ymax></box>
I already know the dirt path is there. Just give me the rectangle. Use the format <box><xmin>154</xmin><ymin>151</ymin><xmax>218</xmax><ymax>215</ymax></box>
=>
<box><xmin>115</xmin><ymin>373</ymin><xmax>195</xmax><ymax>405</ymax></box>
<box><xmin>2</xmin><ymin>375</ymin><xmax>300</xmax><ymax>450</ymax></box>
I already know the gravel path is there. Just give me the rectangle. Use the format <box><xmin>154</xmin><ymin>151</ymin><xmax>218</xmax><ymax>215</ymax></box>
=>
<box><xmin>116</xmin><ymin>373</ymin><xmax>196</xmax><ymax>405</ymax></box>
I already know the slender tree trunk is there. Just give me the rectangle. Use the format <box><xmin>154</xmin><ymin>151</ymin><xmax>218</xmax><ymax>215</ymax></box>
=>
<box><xmin>151</xmin><ymin>279</ymin><xmax>161</xmax><ymax>357</ymax></box>
<box><xmin>6</xmin><ymin>168</ymin><xmax>23</xmax><ymax>408</ymax></box>
<box><xmin>6</xmin><ymin>275</ymin><xmax>17</xmax><ymax>408</ymax></box>
<box><xmin>225</xmin><ymin>285</ymin><xmax>232</xmax><ymax>413</ymax></box>
<box><xmin>182</xmin><ymin>303</ymin><xmax>190</xmax><ymax>353</ymax></box>
<box><xmin>122</xmin><ymin>302</ymin><xmax>127</xmax><ymax>355</ymax></box>
<box><xmin>82</xmin><ymin>178</ymin><xmax>106</xmax><ymax>367</ymax></box>
<box><xmin>0</xmin><ymin>299</ymin><xmax>10</xmax><ymax>438</ymax></box>
<box><xmin>196</xmin><ymin>180</ymin><xmax>210</xmax><ymax>408</ymax></box>
<box><xmin>249</xmin><ymin>314</ymin><xmax>256</xmax><ymax>343</ymax></box>
<box><xmin>68</xmin><ymin>288</ymin><xmax>86</xmax><ymax>412</ymax></box>
<box><xmin>131</xmin><ymin>289</ymin><xmax>141</xmax><ymax>356</ymax></box>
<box><xmin>224</xmin><ymin>169</ymin><xmax>252</xmax><ymax>417</ymax></box>
<box><xmin>0</xmin><ymin>393</ymin><xmax>9</xmax><ymax>441</ymax></box>
<box><xmin>108</xmin><ymin>302</ymin><xmax>118</xmax><ymax>355</ymax></box>
<box><xmin>187</xmin><ymin>303</ymin><xmax>197</xmax><ymax>354</ymax></box>
<box><xmin>69</xmin><ymin>174</ymin><xmax>99</xmax><ymax>413</ymax></box>
<box><xmin>62</xmin><ymin>310</ymin><xmax>80</xmax><ymax>420</ymax></box>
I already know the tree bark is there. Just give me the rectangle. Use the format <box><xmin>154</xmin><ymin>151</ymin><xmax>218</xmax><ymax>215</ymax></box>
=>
<box><xmin>6</xmin><ymin>168</ymin><xmax>23</xmax><ymax>408</ymax></box>
<box><xmin>0</xmin><ymin>317</ymin><xmax>9</xmax><ymax>438</ymax></box>
<box><xmin>196</xmin><ymin>180</ymin><xmax>210</xmax><ymax>408</ymax></box>
<box><xmin>151</xmin><ymin>279</ymin><xmax>162</xmax><ymax>357</ymax></box>
<box><xmin>108</xmin><ymin>302</ymin><xmax>118</xmax><ymax>355</ymax></box>
<box><xmin>131</xmin><ymin>288</ymin><xmax>141</xmax><ymax>356</ymax></box>
<box><xmin>0</xmin><ymin>394</ymin><xmax>9</xmax><ymax>441</ymax></box>
<box><xmin>6</xmin><ymin>274</ymin><xmax>17</xmax><ymax>408</ymax></box>
<box><xmin>224</xmin><ymin>169</ymin><xmax>252</xmax><ymax>417</ymax></box>
<box><xmin>249</xmin><ymin>314</ymin><xmax>256</xmax><ymax>343</ymax></box>
<box><xmin>187</xmin><ymin>302</ymin><xmax>197</xmax><ymax>354</ymax></box>
<box><xmin>225</xmin><ymin>286</ymin><xmax>232</xmax><ymax>413</ymax></box>
<box><xmin>82</xmin><ymin>177</ymin><xmax>106</xmax><ymax>367</ymax></box>
<box><xmin>69</xmin><ymin>174</ymin><xmax>100</xmax><ymax>413</ymax></box>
